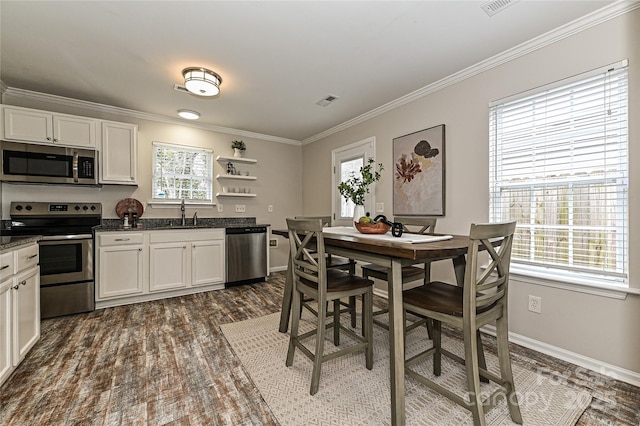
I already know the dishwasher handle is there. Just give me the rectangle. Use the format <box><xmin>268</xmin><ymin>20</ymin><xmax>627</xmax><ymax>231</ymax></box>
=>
<box><xmin>226</xmin><ymin>226</ymin><xmax>267</xmax><ymax>235</ymax></box>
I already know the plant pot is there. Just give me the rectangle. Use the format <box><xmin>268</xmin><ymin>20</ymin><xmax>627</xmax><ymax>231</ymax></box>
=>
<box><xmin>233</xmin><ymin>148</ymin><xmax>245</xmax><ymax>158</ymax></box>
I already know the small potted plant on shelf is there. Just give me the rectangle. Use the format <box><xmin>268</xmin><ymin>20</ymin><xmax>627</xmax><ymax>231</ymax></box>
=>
<box><xmin>232</xmin><ymin>140</ymin><xmax>246</xmax><ymax>158</ymax></box>
<box><xmin>337</xmin><ymin>158</ymin><xmax>384</xmax><ymax>226</ymax></box>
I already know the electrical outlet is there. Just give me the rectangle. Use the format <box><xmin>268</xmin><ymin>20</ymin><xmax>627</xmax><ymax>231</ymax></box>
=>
<box><xmin>528</xmin><ymin>295</ymin><xmax>542</xmax><ymax>313</ymax></box>
<box><xmin>235</xmin><ymin>204</ymin><xmax>246</xmax><ymax>213</ymax></box>
<box><xmin>217</xmin><ymin>204</ymin><xmax>223</xmax><ymax>213</ymax></box>
<box><xmin>268</xmin><ymin>205</ymin><xmax>273</xmax><ymax>213</ymax></box>
<box><xmin>269</xmin><ymin>238</ymin><xmax>278</xmax><ymax>247</ymax></box>
<box><xmin>375</xmin><ymin>202</ymin><xmax>384</xmax><ymax>213</ymax></box>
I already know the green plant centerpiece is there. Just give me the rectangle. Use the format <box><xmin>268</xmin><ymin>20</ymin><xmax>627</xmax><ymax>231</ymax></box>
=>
<box><xmin>338</xmin><ymin>158</ymin><xmax>384</xmax><ymax>226</ymax></box>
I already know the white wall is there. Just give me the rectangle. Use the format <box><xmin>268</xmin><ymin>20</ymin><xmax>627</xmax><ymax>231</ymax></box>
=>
<box><xmin>302</xmin><ymin>9</ymin><xmax>640</xmax><ymax>377</ymax></box>
<box><xmin>0</xmin><ymin>96</ymin><xmax>302</xmax><ymax>270</ymax></box>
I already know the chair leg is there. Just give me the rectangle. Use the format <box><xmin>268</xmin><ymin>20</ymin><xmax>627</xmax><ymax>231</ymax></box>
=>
<box><xmin>363</xmin><ymin>289</ymin><xmax>373</xmax><ymax>370</ymax></box>
<box><xmin>464</xmin><ymin>325</ymin><xmax>486</xmax><ymax>426</ymax></box>
<box><xmin>286</xmin><ymin>290</ymin><xmax>302</xmax><ymax>367</ymax></box>
<box><xmin>311</xmin><ymin>297</ymin><xmax>328</xmax><ymax>395</ymax></box>
<box><xmin>476</xmin><ymin>331</ymin><xmax>489</xmax><ymax>383</ymax></box>
<box><xmin>349</xmin><ymin>295</ymin><xmax>357</xmax><ymax>328</ymax></box>
<box><xmin>433</xmin><ymin>320</ymin><xmax>442</xmax><ymax>376</ymax></box>
<box><xmin>496</xmin><ymin>315</ymin><xmax>523</xmax><ymax>424</ymax></box>
<box><xmin>333</xmin><ymin>299</ymin><xmax>340</xmax><ymax>346</ymax></box>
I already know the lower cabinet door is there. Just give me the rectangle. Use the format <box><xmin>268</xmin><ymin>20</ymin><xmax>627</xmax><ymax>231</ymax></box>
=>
<box><xmin>149</xmin><ymin>243</ymin><xmax>188</xmax><ymax>292</ymax></box>
<box><xmin>191</xmin><ymin>240</ymin><xmax>225</xmax><ymax>286</ymax></box>
<box><xmin>13</xmin><ymin>267</ymin><xmax>40</xmax><ymax>365</ymax></box>
<box><xmin>0</xmin><ymin>278</ymin><xmax>13</xmax><ymax>384</ymax></box>
<box><xmin>98</xmin><ymin>245</ymin><xmax>144</xmax><ymax>299</ymax></box>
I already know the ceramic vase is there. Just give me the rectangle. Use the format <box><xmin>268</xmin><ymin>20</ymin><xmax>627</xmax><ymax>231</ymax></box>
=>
<box><xmin>352</xmin><ymin>204</ymin><xmax>365</xmax><ymax>226</ymax></box>
<box><xmin>233</xmin><ymin>148</ymin><xmax>245</xmax><ymax>158</ymax></box>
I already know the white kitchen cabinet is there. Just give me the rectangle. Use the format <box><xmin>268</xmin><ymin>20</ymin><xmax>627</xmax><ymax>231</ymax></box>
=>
<box><xmin>0</xmin><ymin>241</ymin><xmax>40</xmax><ymax>387</ymax></box>
<box><xmin>192</xmin><ymin>239</ymin><xmax>225</xmax><ymax>286</ymax></box>
<box><xmin>99</xmin><ymin>121</ymin><xmax>138</xmax><ymax>185</ymax></box>
<box><xmin>149</xmin><ymin>242</ymin><xmax>188</xmax><ymax>292</ymax></box>
<box><xmin>0</xmin><ymin>277</ymin><xmax>12</xmax><ymax>385</ymax></box>
<box><xmin>96</xmin><ymin>229</ymin><xmax>225</xmax><ymax>308</ymax></box>
<box><xmin>96</xmin><ymin>233</ymin><xmax>144</xmax><ymax>300</ymax></box>
<box><xmin>149</xmin><ymin>229</ymin><xmax>225</xmax><ymax>289</ymax></box>
<box><xmin>2</xmin><ymin>105</ymin><xmax>96</xmax><ymax>148</ymax></box>
<box><xmin>12</xmin><ymin>266</ymin><xmax>40</xmax><ymax>365</ymax></box>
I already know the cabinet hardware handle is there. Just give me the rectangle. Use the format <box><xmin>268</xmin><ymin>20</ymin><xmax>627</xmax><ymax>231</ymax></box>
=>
<box><xmin>183</xmin><ymin>246</ymin><xmax>187</xmax><ymax>249</ymax></box>
<box><xmin>46</xmin><ymin>137</ymin><xmax>52</xmax><ymax>141</ymax></box>
<box><xmin>20</xmin><ymin>280</ymin><xmax>26</xmax><ymax>286</ymax></box>
<box><xmin>54</xmin><ymin>138</ymin><xmax>59</xmax><ymax>142</ymax></box>
<box><xmin>1</xmin><ymin>265</ymin><xmax>9</xmax><ymax>270</ymax></box>
<box><xmin>115</xmin><ymin>238</ymin><xmax>130</xmax><ymax>241</ymax></box>
<box><xmin>27</xmin><ymin>254</ymin><xmax>38</xmax><ymax>259</ymax></box>
<box><xmin>138</xmin><ymin>248</ymin><xmax>142</xmax><ymax>251</ymax></box>
<box><xmin>13</xmin><ymin>284</ymin><xmax>19</xmax><ymax>290</ymax></box>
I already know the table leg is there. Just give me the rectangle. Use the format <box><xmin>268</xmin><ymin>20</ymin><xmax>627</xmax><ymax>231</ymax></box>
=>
<box><xmin>452</xmin><ymin>254</ymin><xmax>466</xmax><ymax>286</ymax></box>
<box><xmin>278</xmin><ymin>254</ymin><xmax>294</xmax><ymax>333</ymax></box>
<box><xmin>388</xmin><ymin>259</ymin><xmax>405</xmax><ymax>425</ymax></box>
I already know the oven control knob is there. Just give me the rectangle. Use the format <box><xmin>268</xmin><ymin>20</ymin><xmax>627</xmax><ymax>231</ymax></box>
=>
<box><xmin>15</xmin><ymin>205</ymin><xmax>23</xmax><ymax>211</ymax></box>
<box><xmin>74</xmin><ymin>205</ymin><xmax>81</xmax><ymax>211</ymax></box>
<box><xmin>91</xmin><ymin>205</ymin><xmax>96</xmax><ymax>211</ymax></box>
<box><xmin>25</xmin><ymin>205</ymin><xmax>32</xmax><ymax>211</ymax></box>
<box><xmin>83</xmin><ymin>205</ymin><xmax>89</xmax><ymax>211</ymax></box>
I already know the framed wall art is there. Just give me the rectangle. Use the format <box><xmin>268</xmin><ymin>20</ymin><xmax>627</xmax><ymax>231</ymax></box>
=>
<box><xmin>393</xmin><ymin>124</ymin><xmax>445</xmax><ymax>216</ymax></box>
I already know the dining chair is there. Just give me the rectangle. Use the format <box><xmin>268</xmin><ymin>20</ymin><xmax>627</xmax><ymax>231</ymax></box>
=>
<box><xmin>296</xmin><ymin>216</ymin><xmax>357</xmax><ymax>327</ymax></box>
<box><xmin>360</xmin><ymin>216</ymin><xmax>437</xmax><ymax>333</ymax></box>
<box><xmin>403</xmin><ymin>221</ymin><xmax>522</xmax><ymax>426</ymax></box>
<box><xmin>286</xmin><ymin>218</ymin><xmax>374</xmax><ymax>395</ymax></box>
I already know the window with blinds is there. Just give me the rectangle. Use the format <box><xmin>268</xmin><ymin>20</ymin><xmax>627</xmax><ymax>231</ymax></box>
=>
<box><xmin>152</xmin><ymin>141</ymin><xmax>213</xmax><ymax>203</ymax></box>
<box><xmin>489</xmin><ymin>61</ymin><xmax>628</xmax><ymax>287</ymax></box>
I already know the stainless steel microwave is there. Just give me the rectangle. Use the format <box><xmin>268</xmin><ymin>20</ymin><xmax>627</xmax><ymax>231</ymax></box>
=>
<box><xmin>1</xmin><ymin>141</ymin><xmax>98</xmax><ymax>185</ymax></box>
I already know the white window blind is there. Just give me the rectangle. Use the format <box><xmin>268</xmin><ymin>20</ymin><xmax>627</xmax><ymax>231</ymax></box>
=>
<box><xmin>152</xmin><ymin>141</ymin><xmax>213</xmax><ymax>203</ymax></box>
<box><xmin>489</xmin><ymin>61</ymin><xmax>628</xmax><ymax>287</ymax></box>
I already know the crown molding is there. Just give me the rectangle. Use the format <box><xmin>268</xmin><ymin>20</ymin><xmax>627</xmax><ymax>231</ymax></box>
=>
<box><xmin>302</xmin><ymin>1</ymin><xmax>640</xmax><ymax>145</ymax></box>
<box><xmin>2</xmin><ymin>87</ymin><xmax>302</xmax><ymax>146</ymax></box>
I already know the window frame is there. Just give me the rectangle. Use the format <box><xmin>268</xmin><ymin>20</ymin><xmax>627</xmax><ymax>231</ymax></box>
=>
<box><xmin>488</xmin><ymin>60</ymin><xmax>629</xmax><ymax>290</ymax></box>
<box><xmin>151</xmin><ymin>141</ymin><xmax>214</xmax><ymax>205</ymax></box>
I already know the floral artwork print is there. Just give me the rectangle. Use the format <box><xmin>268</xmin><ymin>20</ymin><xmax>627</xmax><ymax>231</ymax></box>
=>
<box><xmin>393</xmin><ymin>125</ymin><xmax>445</xmax><ymax>216</ymax></box>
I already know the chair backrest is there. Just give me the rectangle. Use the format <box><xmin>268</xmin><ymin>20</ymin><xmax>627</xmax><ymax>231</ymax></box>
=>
<box><xmin>393</xmin><ymin>216</ymin><xmax>437</xmax><ymax>234</ymax></box>
<box><xmin>295</xmin><ymin>216</ymin><xmax>331</xmax><ymax>227</ymax></box>
<box><xmin>464</xmin><ymin>221</ymin><xmax>517</xmax><ymax>315</ymax></box>
<box><xmin>287</xmin><ymin>218</ymin><xmax>328</xmax><ymax>294</ymax></box>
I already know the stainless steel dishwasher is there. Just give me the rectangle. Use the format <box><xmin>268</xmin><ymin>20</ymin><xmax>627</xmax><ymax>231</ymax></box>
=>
<box><xmin>225</xmin><ymin>226</ymin><xmax>268</xmax><ymax>286</ymax></box>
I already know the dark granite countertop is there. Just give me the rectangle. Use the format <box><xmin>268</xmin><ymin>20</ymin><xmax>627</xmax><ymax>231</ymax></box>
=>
<box><xmin>94</xmin><ymin>217</ymin><xmax>269</xmax><ymax>232</ymax></box>
<box><xmin>0</xmin><ymin>235</ymin><xmax>42</xmax><ymax>251</ymax></box>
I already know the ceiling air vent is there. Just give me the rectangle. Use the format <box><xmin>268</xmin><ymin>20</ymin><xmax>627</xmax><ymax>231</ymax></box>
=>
<box><xmin>173</xmin><ymin>83</ymin><xmax>189</xmax><ymax>93</ymax></box>
<box><xmin>316</xmin><ymin>94</ymin><xmax>339</xmax><ymax>107</ymax></box>
<box><xmin>481</xmin><ymin>0</ymin><xmax>519</xmax><ymax>17</ymax></box>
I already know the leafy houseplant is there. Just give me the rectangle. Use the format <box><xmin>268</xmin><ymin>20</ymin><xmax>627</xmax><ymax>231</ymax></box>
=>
<box><xmin>338</xmin><ymin>158</ymin><xmax>384</xmax><ymax>207</ymax></box>
<box><xmin>232</xmin><ymin>140</ymin><xmax>246</xmax><ymax>158</ymax></box>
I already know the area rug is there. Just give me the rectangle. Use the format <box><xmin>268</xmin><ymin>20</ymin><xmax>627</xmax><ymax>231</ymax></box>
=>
<box><xmin>221</xmin><ymin>311</ymin><xmax>591</xmax><ymax>425</ymax></box>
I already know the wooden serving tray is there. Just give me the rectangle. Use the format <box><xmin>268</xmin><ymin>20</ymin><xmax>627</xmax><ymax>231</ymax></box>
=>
<box><xmin>115</xmin><ymin>198</ymin><xmax>144</xmax><ymax>219</ymax></box>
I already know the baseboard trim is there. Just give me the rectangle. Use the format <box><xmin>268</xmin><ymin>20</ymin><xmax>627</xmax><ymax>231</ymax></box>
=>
<box><xmin>270</xmin><ymin>265</ymin><xmax>288</xmax><ymax>273</ymax></box>
<box><xmin>481</xmin><ymin>324</ymin><xmax>640</xmax><ymax>388</ymax></box>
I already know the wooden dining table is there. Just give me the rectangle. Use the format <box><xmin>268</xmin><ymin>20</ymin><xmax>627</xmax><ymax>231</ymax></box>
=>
<box><xmin>273</xmin><ymin>226</ymin><xmax>474</xmax><ymax>426</ymax></box>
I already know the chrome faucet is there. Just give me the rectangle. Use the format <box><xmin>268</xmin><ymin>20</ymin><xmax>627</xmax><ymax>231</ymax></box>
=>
<box><xmin>180</xmin><ymin>199</ymin><xmax>186</xmax><ymax>226</ymax></box>
<box><xmin>193</xmin><ymin>212</ymin><xmax>198</xmax><ymax>226</ymax></box>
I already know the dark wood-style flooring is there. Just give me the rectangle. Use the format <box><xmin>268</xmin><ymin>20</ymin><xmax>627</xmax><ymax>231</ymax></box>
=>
<box><xmin>1</xmin><ymin>272</ymin><xmax>638</xmax><ymax>425</ymax></box>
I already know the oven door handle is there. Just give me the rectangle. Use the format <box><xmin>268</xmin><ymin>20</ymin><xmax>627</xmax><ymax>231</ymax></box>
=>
<box><xmin>73</xmin><ymin>151</ymin><xmax>79</xmax><ymax>183</ymax></box>
<box><xmin>40</xmin><ymin>234</ymin><xmax>93</xmax><ymax>241</ymax></box>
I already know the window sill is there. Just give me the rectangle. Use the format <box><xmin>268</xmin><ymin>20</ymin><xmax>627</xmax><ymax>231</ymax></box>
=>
<box><xmin>509</xmin><ymin>265</ymin><xmax>639</xmax><ymax>299</ymax></box>
<box><xmin>149</xmin><ymin>201</ymin><xmax>216</xmax><ymax>208</ymax></box>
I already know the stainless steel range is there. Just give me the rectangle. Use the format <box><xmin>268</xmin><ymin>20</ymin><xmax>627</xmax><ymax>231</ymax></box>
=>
<box><xmin>9</xmin><ymin>201</ymin><xmax>102</xmax><ymax>318</ymax></box>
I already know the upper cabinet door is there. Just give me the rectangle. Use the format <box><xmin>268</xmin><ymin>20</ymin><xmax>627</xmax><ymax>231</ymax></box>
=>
<box><xmin>52</xmin><ymin>114</ymin><xmax>96</xmax><ymax>148</ymax></box>
<box><xmin>2</xmin><ymin>106</ymin><xmax>96</xmax><ymax>148</ymax></box>
<box><xmin>99</xmin><ymin>121</ymin><xmax>138</xmax><ymax>185</ymax></box>
<box><xmin>3</xmin><ymin>107</ymin><xmax>53</xmax><ymax>144</ymax></box>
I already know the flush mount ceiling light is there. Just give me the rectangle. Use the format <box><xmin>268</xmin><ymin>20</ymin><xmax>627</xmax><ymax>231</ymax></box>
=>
<box><xmin>177</xmin><ymin>109</ymin><xmax>200</xmax><ymax>120</ymax></box>
<box><xmin>182</xmin><ymin>67</ymin><xmax>222</xmax><ymax>97</ymax></box>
